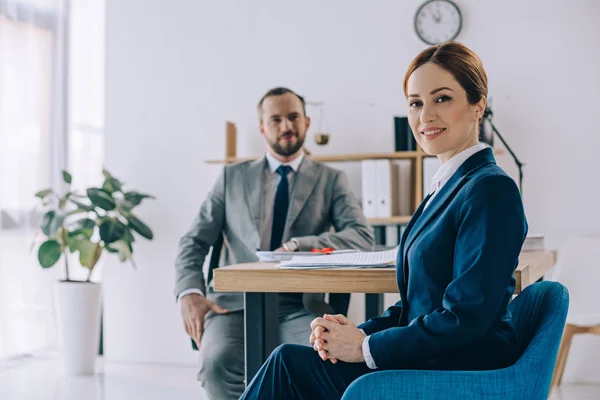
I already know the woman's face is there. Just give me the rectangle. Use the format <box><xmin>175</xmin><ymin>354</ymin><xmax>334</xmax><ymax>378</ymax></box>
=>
<box><xmin>406</xmin><ymin>62</ymin><xmax>485</xmax><ymax>164</ymax></box>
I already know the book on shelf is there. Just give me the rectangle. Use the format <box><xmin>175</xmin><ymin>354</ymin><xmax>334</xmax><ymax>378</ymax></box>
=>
<box><xmin>394</xmin><ymin>116</ymin><xmax>416</xmax><ymax>151</ymax></box>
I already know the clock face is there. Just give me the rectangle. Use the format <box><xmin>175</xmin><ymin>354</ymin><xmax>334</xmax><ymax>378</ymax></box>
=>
<box><xmin>414</xmin><ymin>0</ymin><xmax>462</xmax><ymax>45</ymax></box>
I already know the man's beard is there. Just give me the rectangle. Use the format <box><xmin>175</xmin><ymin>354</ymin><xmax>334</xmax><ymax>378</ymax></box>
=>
<box><xmin>269</xmin><ymin>131</ymin><xmax>305</xmax><ymax>157</ymax></box>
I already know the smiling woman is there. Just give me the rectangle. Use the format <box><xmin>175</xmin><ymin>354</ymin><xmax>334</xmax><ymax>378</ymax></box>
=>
<box><xmin>403</xmin><ymin>41</ymin><xmax>487</xmax><ymax>164</ymax></box>
<box><xmin>240</xmin><ymin>42</ymin><xmax>529</xmax><ymax>400</ymax></box>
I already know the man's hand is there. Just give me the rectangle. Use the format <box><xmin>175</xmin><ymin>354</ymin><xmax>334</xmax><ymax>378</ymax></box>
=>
<box><xmin>181</xmin><ymin>293</ymin><xmax>228</xmax><ymax>348</ymax></box>
<box><xmin>273</xmin><ymin>247</ymin><xmax>286</xmax><ymax>252</ymax></box>
<box><xmin>311</xmin><ymin>314</ymin><xmax>365</xmax><ymax>363</ymax></box>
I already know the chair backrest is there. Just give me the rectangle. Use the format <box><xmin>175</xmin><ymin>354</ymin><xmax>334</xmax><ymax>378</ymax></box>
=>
<box><xmin>550</xmin><ymin>235</ymin><xmax>600</xmax><ymax>318</ymax></box>
<box><xmin>510</xmin><ymin>281</ymin><xmax>569</xmax><ymax>398</ymax></box>
<box><xmin>206</xmin><ymin>234</ymin><xmax>224</xmax><ymax>286</ymax></box>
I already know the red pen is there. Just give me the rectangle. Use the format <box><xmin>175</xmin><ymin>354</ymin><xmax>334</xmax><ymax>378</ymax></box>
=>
<box><xmin>310</xmin><ymin>248</ymin><xmax>334</xmax><ymax>254</ymax></box>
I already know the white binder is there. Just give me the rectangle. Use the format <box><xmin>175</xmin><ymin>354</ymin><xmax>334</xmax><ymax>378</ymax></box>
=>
<box><xmin>375</xmin><ymin>160</ymin><xmax>399</xmax><ymax>218</ymax></box>
<box><xmin>361</xmin><ymin>160</ymin><xmax>377</xmax><ymax>218</ymax></box>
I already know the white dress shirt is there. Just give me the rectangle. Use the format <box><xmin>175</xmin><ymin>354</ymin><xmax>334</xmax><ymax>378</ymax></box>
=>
<box><xmin>178</xmin><ymin>152</ymin><xmax>305</xmax><ymax>301</ymax></box>
<box><xmin>361</xmin><ymin>142</ymin><xmax>489</xmax><ymax>370</ymax></box>
<box><xmin>424</xmin><ymin>143</ymin><xmax>489</xmax><ymax>210</ymax></box>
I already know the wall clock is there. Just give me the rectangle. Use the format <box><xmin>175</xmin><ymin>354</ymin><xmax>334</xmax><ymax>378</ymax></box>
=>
<box><xmin>414</xmin><ymin>0</ymin><xmax>462</xmax><ymax>45</ymax></box>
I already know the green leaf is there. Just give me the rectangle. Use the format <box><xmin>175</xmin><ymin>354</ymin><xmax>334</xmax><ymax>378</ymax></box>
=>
<box><xmin>99</xmin><ymin>219</ymin><xmax>126</xmax><ymax>244</ymax></box>
<box><xmin>116</xmin><ymin>198</ymin><xmax>135</xmax><ymax>212</ymax></box>
<box><xmin>105</xmin><ymin>244</ymin><xmax>119</xmax><ymax>253</ymax></box>
<box><xmin>102</xmin><ymin>169</ymin><xmax>113</xmax><ymax>179</ymax></box>
<box><xmin>35</xmin><ymin>188</ymin><xmax>54</xmax><ymax>199</ymax></box>
<box><xmin>62</xmin><ymin>170</ymin><xmax>72</xmax><ymax>184</ymax></box>
<box><xmin>38</xmin><ymin>240</ymin><xmax>62</xmax><ymax>268</ymax></box>
<box><xmin>40</xmin><ymin>211</ymin><xmax>56</xmax><ymax>236</ymax></box>
<box><xmin>68</xmin><ymin>218</ymin><xmax>96</xmax><ymax>240</ymax></box>
<box><xmin>123</xmin><ymin>191</ymin><xmax>155</xmax><ymax>207</ymax></box>
<box><xmin>126</xmin><ymin>214</ymin><xmax>153</xmax><ymax>240</ymax></box>
<box><xmin>67</xmin><ymin>208</ymin><xmax>89</xmax><ymax>216</ymax></box>
<box><xmin>66</xmin><ymin>234</ymin><xmax>82</xmax><ymax>252</ymax></box>
<box><xmin>71</xmin><ymin>217</ymin><xmax>96</xmax><ymax>231</ymax></box>
<box><xmin>87</xmin><ymin>188</ymin><xmax>116</xmax><ymax>211</ymax></box>
<box><xmin>59</xmin><ymin>192</ymin><xmax>73</xmax><ymax>208</ymax></box>
<box><xmin>77</xmin><ymin>239</ymin><xmax>101</xmax><ymax>268</ymax></box>
<box><xmin>122</xmin><ymin>227</ymin><xmax>136</xmax><ymax>243</ymax></box>
<box><xmin>97</xmin><ymin>215</ymin><xmax>112</xmax><ymax>224</ymax></box>
<box><xmin>48</xmin><ymin>211</ymin><xmax>66</xmax><ymax>235</ymax></box>
<box><xmin>70</xmin><ymin>198</ymin><xmax>95</xmax><ymax>212</ymax></box>
<box><xmin>110</xmin><ymin>240</ymin><xmax>132</xmax><ymax>262</ymax></box>
<box><xmin>102</xmin><ymin>177</ymin><xmax>122</xmax><ymax>194</ymax></box>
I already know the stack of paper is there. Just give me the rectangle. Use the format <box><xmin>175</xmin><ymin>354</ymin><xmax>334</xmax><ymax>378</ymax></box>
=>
<box><xmin>256</xmin><ymin>249</ymin><xmax>358</xmax><ymax>262</ymax></box>
<box><xmin>278</xmin><ymin>248</ymin><xmax>398</xmax><ymax>269</ymax></box>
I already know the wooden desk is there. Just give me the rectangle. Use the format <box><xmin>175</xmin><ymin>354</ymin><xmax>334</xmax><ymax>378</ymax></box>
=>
<box><xmin>214</xmin><ymin>250</ymin><xmax>556</xmax><ymax>385</ymax></box>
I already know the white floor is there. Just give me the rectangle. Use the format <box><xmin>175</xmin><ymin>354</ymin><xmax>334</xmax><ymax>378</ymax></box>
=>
<box><xmin>0</xmin><ymin>355</ymin><xmax>208</xmax><ymax>400</ymax></box>
<box><xmin>1</xmin><ymin>355</ymin><xmax>599</xmax><ymax>400</ymax></box>
<box><xmin>549</xmin><ymin>384</ymin><xmax>600</xmax><ymax>400</ymax></box>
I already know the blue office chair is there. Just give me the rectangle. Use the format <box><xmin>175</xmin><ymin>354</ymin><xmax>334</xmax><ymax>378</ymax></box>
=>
<box><xmin>342</xmin><ymin>281</ymin><xmax>569</xmax><ymax>400</ymax></box>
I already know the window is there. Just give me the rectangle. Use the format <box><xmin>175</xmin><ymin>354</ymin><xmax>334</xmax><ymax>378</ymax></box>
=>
<box><xmin>0</xmin><ymin>0</ymin><xmax>105</xmax><ymax>359</ymax></box>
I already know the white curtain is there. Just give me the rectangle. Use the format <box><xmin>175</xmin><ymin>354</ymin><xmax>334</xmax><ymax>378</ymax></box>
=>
<box><xmin>0</xmin><ymin>0</ymin><xmax>105</xmax><ymax>361</ymax></box>
<box><xmin>0</xmin><ymin>0</ymin><xmax>67</xmax><ymax>360</ymax></box>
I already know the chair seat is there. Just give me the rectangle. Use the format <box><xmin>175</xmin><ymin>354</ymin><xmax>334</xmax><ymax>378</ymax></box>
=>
<box><xmin>566</xmin><ymin>314</ymin><xmax>600</xmax><ymax>327</ymax></box>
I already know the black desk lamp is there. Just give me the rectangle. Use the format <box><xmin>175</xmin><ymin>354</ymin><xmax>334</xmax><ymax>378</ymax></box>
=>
<box><xmin>480</xmin><ymin>107</ymin><xmax>525</xmax><ymax>193</ymax></box>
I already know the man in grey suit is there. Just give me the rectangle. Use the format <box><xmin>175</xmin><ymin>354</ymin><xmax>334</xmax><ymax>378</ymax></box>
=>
<box><xmin>174</xmin><ymin>87</ymin><xmax>374</xmax><ymax>400</ymax></box>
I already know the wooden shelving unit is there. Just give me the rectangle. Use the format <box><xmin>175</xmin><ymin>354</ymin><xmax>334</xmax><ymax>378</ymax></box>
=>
<box><xmin>205</xmin><ymin>150</ymin><xmax>424</xmax><ymax>165</ymax></box>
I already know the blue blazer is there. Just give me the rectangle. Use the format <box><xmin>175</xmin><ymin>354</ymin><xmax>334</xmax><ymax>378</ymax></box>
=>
<box><xmin>358</xmin><ymin>148</ymin><xmax>528</xmax><ymax>371</ymax></box>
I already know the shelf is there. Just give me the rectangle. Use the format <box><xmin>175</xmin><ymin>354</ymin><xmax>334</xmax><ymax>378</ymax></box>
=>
<box><xmin>367</xmin><ymin>216</ymin><xmax>412</xmax><ymax>226</ymax></box>
<box><xmin>205</xmin><ymin>148</ymin><xmax>504</xmax><ymax>165</ymax></box>
<box><xmin>205</xmin><ymin>151</ymin><xmax>423</xmax><ymax>164</ymax></box>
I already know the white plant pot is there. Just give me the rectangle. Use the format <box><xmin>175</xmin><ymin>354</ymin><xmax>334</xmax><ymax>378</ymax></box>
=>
<box><xmin>54</xmin><ymin>281</ymin><xmax>102</xmax><ymax>376</ymax></box>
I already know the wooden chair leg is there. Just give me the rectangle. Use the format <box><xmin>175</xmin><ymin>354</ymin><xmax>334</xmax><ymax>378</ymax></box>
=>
<box><xmin>551</xmin><ymin>324</ymin><xmax>577</xmax><ymax>390</ymax></box>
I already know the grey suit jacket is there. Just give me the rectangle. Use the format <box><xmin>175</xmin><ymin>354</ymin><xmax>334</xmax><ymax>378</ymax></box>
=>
<box><xmin>174</xmin><ymin>156</ymin><xmax>375</xmax><ymax>315</ymax></box>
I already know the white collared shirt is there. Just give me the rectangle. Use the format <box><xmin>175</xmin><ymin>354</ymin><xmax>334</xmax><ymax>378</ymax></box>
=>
<box><xmin>424</xmin><ymin>143</ymin><xmax>489</xmax><ymax>210</ymax></box>
<box><xmin>264</xmin><ymin>151</ymin><xmax>305</xmax><ymax>174</ymax></box>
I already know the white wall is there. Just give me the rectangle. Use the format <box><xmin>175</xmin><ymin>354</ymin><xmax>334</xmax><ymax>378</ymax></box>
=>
<box><xmin>105</xmin><ymin>0</ymin><xmax>600</xmax><ymax>380</ymax></box>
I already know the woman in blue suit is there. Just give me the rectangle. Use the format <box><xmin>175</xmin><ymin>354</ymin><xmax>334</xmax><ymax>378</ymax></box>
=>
<box><xmin>240</xmin><ymin>41</ymin><xmax>528</xmax><ymax>399</ymax></box>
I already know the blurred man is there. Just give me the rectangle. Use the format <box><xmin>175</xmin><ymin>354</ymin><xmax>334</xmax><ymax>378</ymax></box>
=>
<box><xmin>174</xmin><ymin>87</ymin><xmax>374</xmax><ymax>400</ymax></box>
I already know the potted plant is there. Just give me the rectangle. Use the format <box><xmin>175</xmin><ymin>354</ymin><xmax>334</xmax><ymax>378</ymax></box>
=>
<box><xmin>33</xmin><ymin>169</ymin><xmax>154</xmax><ymax>375</ymax></box>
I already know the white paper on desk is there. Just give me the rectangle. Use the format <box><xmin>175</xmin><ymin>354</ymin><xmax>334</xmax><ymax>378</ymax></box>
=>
<box><xmin>256</xmin><ymin>249</ymin><xmax>358</xmax><ymax>262</ymax></box>
<box><xmin>279</xmin><ymin>248</ymin><xmax>398</xmax><ymax>269</ymax></box>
